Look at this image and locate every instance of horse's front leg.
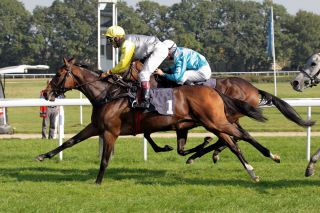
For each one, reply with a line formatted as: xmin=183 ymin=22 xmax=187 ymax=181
xmin=144 ymin=133 xmax=173 ymax=152
xmin=95 ymin=130 xmax=118 ymax=185
xmin=36 ymin=123 xmax=98 ymax=161
xmin=305 ymin=148 xmax=320 ymax=177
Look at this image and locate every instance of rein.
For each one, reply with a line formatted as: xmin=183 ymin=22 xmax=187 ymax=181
xmin=122 ymin=62 xmax=140 ymax=81
xmin=52 ymin=65 xmax=136 ymax=105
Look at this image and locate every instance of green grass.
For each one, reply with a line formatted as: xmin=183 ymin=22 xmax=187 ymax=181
xmin=3 ymin=78 xmax=320 ymax=133
xmin=1 ymin=137 xmax=320 ymax=212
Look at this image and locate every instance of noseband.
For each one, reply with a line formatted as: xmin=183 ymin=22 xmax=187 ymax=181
xmin=51 ymin=66 xmax=75 ymax=96
xmin=299 ymin=53 xmax=320 ymax=87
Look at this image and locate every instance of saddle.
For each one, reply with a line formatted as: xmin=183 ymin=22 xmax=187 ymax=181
xmin=127 ymin=81 xmax=174 ymax=115
xmin=103 ymin=75 xmax=174 ymax=115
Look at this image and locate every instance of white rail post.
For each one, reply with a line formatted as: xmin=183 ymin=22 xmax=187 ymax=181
xmin=58 ymin=106 xmax=64 ymax=161
xmin=143 ymin=137 xmax=147 ymax=161
xmin=80 ymin=93 xmax=83 ymax=125
xmin=3 ymin=107 xmax=6 ymax=125
xmin=307 ymin=106 xmax=312 ymax=160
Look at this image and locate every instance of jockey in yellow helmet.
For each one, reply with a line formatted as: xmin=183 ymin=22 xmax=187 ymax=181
xmin=101 ymin=26 xmax=168 ymax=109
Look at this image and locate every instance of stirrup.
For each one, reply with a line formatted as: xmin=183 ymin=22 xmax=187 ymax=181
xmin=131 ymin=100 xmax=138 ymax=108
xmin=132 ymin=100 xmax=149 ymax=109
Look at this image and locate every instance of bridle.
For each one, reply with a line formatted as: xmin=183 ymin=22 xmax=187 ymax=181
xmin=51 ymin=65 xmax=100 ymax=96
xmin=299 ymin=68 xmax=320 ymax=87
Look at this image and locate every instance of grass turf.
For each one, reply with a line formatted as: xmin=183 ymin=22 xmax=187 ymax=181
xmin=1 ymin=137 xmax=320 ymax=212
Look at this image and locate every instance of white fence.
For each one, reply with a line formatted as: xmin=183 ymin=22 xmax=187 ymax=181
xmin=0 ymin=71 xmax=299 ymax=79
xmin=0 ymin=98 xmax=320 ymax=161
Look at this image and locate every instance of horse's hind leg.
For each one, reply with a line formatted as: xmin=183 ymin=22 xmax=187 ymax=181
xmin=186 ymin=138 xmax=221 ymax=164
xmin=305 ymin=148 xmax=320 ymax=177
xmin=36 ymin=123 xmax=98 ymax=161
xmin=212 ymin=124 xmax=280 ymax=164
xmin=204 ymin=120 xmax=259 ymax=181
xmin=176 ymin=130 xmax=210 ymax=156
xmin=217 ymin=132 xmax=259 ymax=182
xmin=144 ymin=133 xmax=173 ymax=152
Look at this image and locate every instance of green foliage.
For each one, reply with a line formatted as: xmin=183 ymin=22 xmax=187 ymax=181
xmin=30 ymin=0 xmax=97 ymax=71
xmin=1 ymin=0 xmax=320 ymax=73
xmin=0 ymin=0 xmax=31 ymax=66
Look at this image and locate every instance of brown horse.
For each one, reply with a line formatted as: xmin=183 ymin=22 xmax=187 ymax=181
xmin=291 ymin=52 xmax=320 ymax=177
xmin=36 ymin=58 xmax=267 ymax=184
xmin=125 ymin=61 xmax=314 ymax=164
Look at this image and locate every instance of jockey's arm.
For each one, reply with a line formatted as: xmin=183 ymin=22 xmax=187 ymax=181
xmin=163 ymin=57 xmax=187 ymax=82
xmin=109 ymin=40 xmax=136 ymax=74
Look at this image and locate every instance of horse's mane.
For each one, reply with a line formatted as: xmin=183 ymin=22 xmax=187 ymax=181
xmin=74 ymin=63 xmax=103 ymax=75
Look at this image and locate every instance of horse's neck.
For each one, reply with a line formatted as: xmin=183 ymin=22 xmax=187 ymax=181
xmin=74 ymin=69 xmax=110 ymax=104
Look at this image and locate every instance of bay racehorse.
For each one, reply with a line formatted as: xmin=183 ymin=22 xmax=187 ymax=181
xmin=291 ymin=52 xmax=320 ymax=177
xmin=37 ymin=58 xmax=267 ymax=184
xmin=124 ymin=61 xmax=315 ymax=164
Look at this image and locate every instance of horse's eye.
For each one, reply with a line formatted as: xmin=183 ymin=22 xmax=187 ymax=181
xmin=311 ymin=62 xmax=317 ymax=67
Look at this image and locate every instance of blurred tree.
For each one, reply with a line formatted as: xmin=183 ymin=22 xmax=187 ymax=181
xmin=0 ymin=0 xmax=31 ymax=67
xmin=117 ymin=1 xmax=149 ymax=35
xmin=1 ymin=0 xmax=320 ymax=72
xmin=30 ymin=0 xmax=97 ymax=71
xmin=289 ymin=11 xmax=320 ymax=69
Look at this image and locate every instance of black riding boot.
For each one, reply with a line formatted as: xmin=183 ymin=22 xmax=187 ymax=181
xmin=183 ymin=80 xmax=194 ymax=85
xmin=135 ymin=81 xmax=150 ymax=109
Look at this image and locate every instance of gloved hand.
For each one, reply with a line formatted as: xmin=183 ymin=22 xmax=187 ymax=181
xmin=100 ymin=70 xmax=112 ymax=79
xmin=154 ymin=68 xmax=165 ymax=76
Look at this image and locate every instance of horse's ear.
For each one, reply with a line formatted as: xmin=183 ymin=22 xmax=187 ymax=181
xmin=63 ymin=57 xmax=69 ymax=65
xmin=69 ymin=58 xmax=76 ymax=65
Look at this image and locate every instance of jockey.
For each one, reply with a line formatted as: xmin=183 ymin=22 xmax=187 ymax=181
xmin=155 ymin=40 xmax=212 ymax=85
xmin=100 ymin=26 xmax=168 ymax=109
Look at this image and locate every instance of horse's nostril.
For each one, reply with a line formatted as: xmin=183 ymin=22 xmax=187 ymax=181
xmin=291 ymin=80 xmax=299 ymax=87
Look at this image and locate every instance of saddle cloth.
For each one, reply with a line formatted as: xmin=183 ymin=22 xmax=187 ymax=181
xmin=129 ymin=87 xmax=174 ymax=116
xmin=128 ymin=79 xmax=217 ymax=116
xmin=195 ymin=78 xmax=217 ymax=88
xmin=149 ymin=88 xmax=174 ymax=115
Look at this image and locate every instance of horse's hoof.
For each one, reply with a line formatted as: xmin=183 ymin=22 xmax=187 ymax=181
xmin=186 ymin=158 xmax=194 ymax=164
xmin=253 ymin=176 xmax=260 ymax=183
xmin=212 ymin=154 xmax=220 ymax=164
xmin=204 ymin=137 xmax=213 ymax=142
xmin=204 ymin=137 xmax=213 ymax=146
xmin=164 ymin=145 xmax=174 ymax=151
xmin=35 ymin=155 xmax=44 ymax=161
xmin=305 ymin=166 xmax=315 ymax=177
xmin=273 ymin=154 xmax=281 ymax=163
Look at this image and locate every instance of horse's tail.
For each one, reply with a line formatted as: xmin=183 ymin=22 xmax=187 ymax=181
xmin=258 ymin=89 xmax=316 ymax=127
xmin=218 ymin=91 xmax=267 ymax=122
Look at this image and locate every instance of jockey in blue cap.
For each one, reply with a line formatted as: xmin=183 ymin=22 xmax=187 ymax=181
xmin=155 ymin=40 xmax=211 ymax=85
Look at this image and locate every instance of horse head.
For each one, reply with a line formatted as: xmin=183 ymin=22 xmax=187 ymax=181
xmin=43 ymin=58 xmax=86 ymax=101
xmin=291 ymin=53 xmax=320 ymax=92
xmin=122 ymin=60 xmax=176 ymax=88
xmin=122 ymin=60 xmax=143 ymax=82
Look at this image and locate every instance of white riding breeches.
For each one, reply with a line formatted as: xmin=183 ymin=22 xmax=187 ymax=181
xmin=180 ymin=65 xmax=212 ymax=84
xmin=139 ymin=42 xmax=168 ymax=82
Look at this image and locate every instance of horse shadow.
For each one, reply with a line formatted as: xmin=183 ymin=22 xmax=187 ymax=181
xmin=1 ymin=166 xmax=320 ymax=192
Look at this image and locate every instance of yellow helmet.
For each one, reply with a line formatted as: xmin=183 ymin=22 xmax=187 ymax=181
xmin=103 ymin=26 xmax=125 ymax=38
